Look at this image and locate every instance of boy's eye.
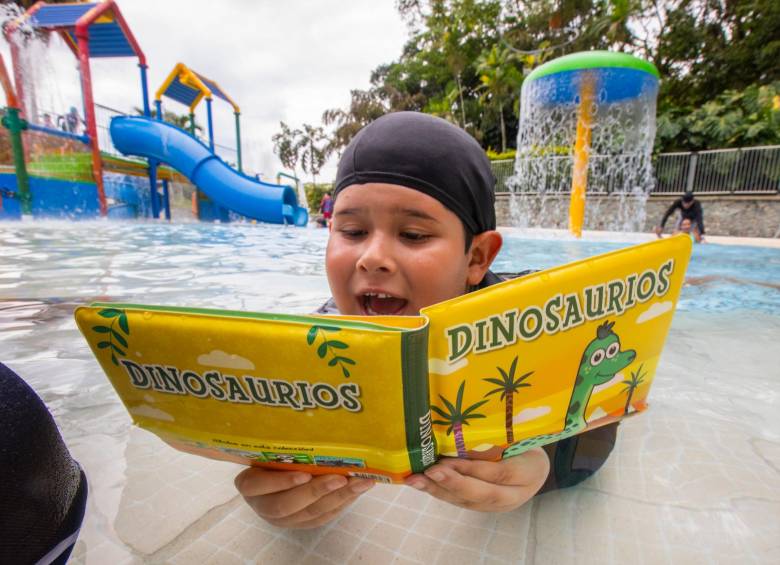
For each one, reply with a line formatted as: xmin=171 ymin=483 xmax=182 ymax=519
xmin=338 ymin=228 xmax=367 ymax=238
xmin=400 ymin=231 xmax=431 ymax=242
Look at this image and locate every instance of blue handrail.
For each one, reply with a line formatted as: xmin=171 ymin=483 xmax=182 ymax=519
xmin=26 ymin=123 xmax=90 ymax=145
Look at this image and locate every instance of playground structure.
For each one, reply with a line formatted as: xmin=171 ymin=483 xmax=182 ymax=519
xmin=0 ymin=0 xmax=307 ymax=225
xmin=511 ymin=51 xmax=660 ymax=237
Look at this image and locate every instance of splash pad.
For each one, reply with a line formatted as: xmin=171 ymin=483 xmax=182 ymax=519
xmin=510 ymin=51 xmax=659 ymax=237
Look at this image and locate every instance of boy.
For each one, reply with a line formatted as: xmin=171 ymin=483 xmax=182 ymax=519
xmin=235 ymin=112 xmax=615 ymax=528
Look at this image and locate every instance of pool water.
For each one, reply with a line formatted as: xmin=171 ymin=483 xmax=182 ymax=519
xmin=1 ymin=221 xmax=779 ymax=564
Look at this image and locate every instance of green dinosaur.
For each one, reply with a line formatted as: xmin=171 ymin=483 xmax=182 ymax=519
xmin=502 ymin=320 xmax=636 ymax=459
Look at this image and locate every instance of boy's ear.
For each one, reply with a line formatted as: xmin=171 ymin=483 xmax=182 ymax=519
xmin=466 ymin=230 xmax=503 ymax=286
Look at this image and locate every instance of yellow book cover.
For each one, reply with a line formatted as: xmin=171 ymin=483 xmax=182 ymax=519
xmin=75 ymin=236 xmax=692 ymax=483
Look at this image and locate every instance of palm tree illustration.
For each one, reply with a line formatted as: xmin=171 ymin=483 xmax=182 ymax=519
xmin=483 ymin=356 xmax=533 ymax=444
xmin=621 ymin=363 xmax=646 ymax=415
xmin=431 ymin=381 xmax=488 ymax=458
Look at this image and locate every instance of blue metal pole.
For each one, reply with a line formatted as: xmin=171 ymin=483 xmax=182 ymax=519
xmin=148 ymin=158 xmax=159 ymax=219
xmin=139 ymin=64 xmax=151 ymax=117
xmin=162 ymin=179 xmax=171 ymax=220
xmin=148 ymin=99 xmax=163 ymax=219
xmin=206 ymin=97 xmax=214 ymax=152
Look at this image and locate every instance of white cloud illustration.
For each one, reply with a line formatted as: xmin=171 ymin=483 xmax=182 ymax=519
xmin=513 ymin=405 xmax=551 ymax=425
xmin=472 ymin=443 xmax=497 ymax=452
xmin=429 ymin=357 xmax=468 ymax=375
xmin=197 ymin=350 xmax=255 ymax=370
xmin=636 ymin=301 xmax=674 ymax=323
xmin=587 ymin=407 xmax=608 ymax=422
xmin=130 ymin=404 xmax=174 ymax=422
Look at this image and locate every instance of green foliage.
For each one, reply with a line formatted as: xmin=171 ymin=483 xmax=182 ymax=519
xmin=486 ymin=148 xmax=516 ymax=161
xmin=307 ymin=324 xmax=356 ymax=378
xmin=271 ymin=122 xmax=330 ymax=186
xmin=656 ymin=82 xmax=780 ymax=152
xmin=93 ymin=308 xmax=130 ymax=366
xmin=307 ymin=0 xmax=780 ymax=161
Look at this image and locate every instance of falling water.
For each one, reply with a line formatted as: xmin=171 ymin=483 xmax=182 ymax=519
xmin=509 ymin=66 xmax=658 ymax=232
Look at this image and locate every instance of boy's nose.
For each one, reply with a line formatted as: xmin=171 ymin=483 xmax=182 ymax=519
xmin=356 ymin=235 xmax=396 ymax=274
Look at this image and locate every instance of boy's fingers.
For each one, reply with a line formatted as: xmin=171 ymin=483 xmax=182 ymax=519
xmin=248 ymin=474 xmax=364 ymax=521
xmin=234 ymin=467 xmax=312 ymax=497
xmin=270 ymin=478 xmax=373 ymax=528
xmin=437 ymin=448 xmax=549 ymax=487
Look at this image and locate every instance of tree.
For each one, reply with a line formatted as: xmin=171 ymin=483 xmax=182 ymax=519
xmin=476 ymin=44 xmax=523 ymax=152
xmin=482 ymin=356 xmax=533 ymax=444
xmin=322 ymin=89 xmax=387 ymax=155
xmin=271 ymin=121 xmax=302 ymax=178
xmin=621 ymin=364 xmax=646 ymax=415
xmin=431 ymin=380 xmax=489 ymax=458
xmin=298 ymin=123 xmax=329 ymax=187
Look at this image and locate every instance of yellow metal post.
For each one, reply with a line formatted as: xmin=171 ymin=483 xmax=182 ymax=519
xmin=569 ymin=73 xmax=595 ymax=238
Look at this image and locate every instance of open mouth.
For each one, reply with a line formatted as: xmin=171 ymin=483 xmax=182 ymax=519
xmin=360 ymin=292 xmax=408 ymax=316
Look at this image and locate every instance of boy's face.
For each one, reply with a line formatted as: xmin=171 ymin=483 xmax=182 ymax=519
xmin=326 ymin=183 xmax=488 ymax=316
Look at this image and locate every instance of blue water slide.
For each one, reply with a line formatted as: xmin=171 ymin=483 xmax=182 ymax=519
xmin=110 ymin=116 xmax=308 ymax=226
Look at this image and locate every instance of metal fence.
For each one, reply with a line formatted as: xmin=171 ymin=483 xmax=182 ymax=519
xmin=654 ymin=146 xmax=780 ymax=194
xmin=493 ymin=145 xmax=780 ymax=195
xmin=94 ymin=103 xmax=239 ymax=167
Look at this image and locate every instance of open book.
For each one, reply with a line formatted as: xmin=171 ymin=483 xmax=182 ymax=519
xmin=75 ymin=236 xmax=692 ymax=483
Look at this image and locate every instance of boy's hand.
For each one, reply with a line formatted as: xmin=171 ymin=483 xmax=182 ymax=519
xmin=404 ymin=447 xmax=549 ymax=512
xmin=235 ymin=467 xmax=374 ymax=529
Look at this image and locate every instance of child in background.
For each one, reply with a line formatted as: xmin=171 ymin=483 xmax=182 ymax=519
xmin=235 ymin=112 xmax=617 ymax=528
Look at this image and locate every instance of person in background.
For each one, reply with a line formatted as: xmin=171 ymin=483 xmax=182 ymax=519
xmin=62 ymin=106 xmax=85 ymax=134
xmin=655 ymin=191 xmax=705 ymax=243
xmin=42 ymin=113 xmax=55 ymax=129
xmin=317 ymin=191 xmax=334 ymax=227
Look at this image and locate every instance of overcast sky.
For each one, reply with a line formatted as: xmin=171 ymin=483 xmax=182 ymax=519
xmin=1 ymin=1 xmax=410 ymax=181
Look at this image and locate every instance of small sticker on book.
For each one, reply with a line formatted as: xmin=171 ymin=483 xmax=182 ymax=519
xmin=348 ymin=472 xmax=392 ymax=483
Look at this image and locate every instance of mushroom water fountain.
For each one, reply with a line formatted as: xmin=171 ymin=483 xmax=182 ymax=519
xmin=509 ymin=51 xmax=660 ymax=237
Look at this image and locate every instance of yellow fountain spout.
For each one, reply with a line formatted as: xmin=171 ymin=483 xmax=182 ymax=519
xmin=569 ymin=73 xmax=595 ymax=238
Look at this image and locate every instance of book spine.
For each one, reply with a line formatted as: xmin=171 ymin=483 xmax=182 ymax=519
xmin=401 ymin=326 xmax=436 ymax=473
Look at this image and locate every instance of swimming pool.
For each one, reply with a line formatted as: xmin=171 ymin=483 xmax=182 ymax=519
xmin=2 ymin=221 xmax=779 ymax=564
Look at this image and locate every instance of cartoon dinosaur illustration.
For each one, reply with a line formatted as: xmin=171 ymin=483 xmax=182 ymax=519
xmin=502 ymin=320 xmax=636 ymax=459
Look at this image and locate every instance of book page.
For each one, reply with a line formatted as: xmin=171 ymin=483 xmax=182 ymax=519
xmin=421 ymin=236 xmax=692 ymax=460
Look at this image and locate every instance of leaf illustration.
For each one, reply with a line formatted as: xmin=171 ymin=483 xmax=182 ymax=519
xmin=325 ymin=340 xmax=348 ymax=349
xmin=111 ymin=354 xmax=118 ymax=366
xmin=92 ymin=326 xmax=110 ymax=333
xmin=110 ymin=343 xmax=126 ymax=356
xmin=328 ymin=358 xmax=339 ymax=367
xmin=341 ymin=367 xmax=350 ymax=378
xmin=317 ymin=342 xmax=328 ymax=358
xmin=97 ymin=341 xmax=111 ymax=349
xmin=118 ymin=313 xmax=129 ymax=334
xmin=306 ymin=326 xmax=318 ymax=345
xmin=98 ymin=309 xmax=121 ymax=318
xmin=339 ymin=357 xmax=356 ymax=365
xmin=111 ymin=330 xmax=128 ymax=347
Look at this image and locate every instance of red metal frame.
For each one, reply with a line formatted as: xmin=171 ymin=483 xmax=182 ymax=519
xmin=4 ymin=1 xmax=148 ymax=217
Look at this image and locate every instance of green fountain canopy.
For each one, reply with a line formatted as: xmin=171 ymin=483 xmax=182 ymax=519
xmin=523 ymin=51 xmax=659 ymax=105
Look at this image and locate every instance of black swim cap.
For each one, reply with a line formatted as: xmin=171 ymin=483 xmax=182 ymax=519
xmin=334 ymin=112 xmax=496 ymax=233
xmin=682 ymin=191 xmax=694 ymax=203
xmin=0 ymin=362 xmax=88 ymax=565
